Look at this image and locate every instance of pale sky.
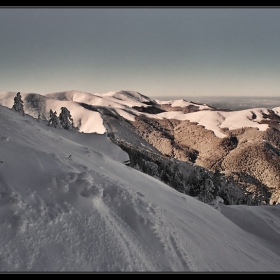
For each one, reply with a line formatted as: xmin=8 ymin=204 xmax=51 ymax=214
xmin=0 ymin=97 xmax=280 ymax=272
xmin=1 ymin=7 xmax=280 ymax=97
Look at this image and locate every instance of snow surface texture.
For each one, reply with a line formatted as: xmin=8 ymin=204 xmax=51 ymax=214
xmin=0 ymin=99 xmax=280 ymax=272
xmin=0 ymin=90 xmax=275 ymax=138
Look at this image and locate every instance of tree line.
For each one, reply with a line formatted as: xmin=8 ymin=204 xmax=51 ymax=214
xmin=11 ymin=92 xmax=77 ymax=131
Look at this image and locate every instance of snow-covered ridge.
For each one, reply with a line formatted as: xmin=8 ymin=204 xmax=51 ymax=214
xmin=0 ymin=102 xmax=280 ymax=272
xmin=153 ymin=108 xmax=271 ymax=138
xmin=99 ymin=90 xmax=154 ymax=104
xmin=0 ymin=90 xmax=279 ymax=137
xmin=155 ymin=98 xmax=212 ymax=110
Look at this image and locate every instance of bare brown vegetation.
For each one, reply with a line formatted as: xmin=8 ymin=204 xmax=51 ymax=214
xmin=128 ymin=113 xmax=280 ymax=205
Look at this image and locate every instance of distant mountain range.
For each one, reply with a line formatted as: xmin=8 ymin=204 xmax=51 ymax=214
xmin=154 ymin=95 xmax=280 ymax=111
xmin=1 ymin=90 xmax=280 ymax=205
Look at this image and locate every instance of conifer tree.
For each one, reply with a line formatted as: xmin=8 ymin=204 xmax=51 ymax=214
xmin=12 ymin=92 xmax=25 ymax=116
xmin=59 ymin=107 xmax=75 ymax=130
xmin=48 ymin=109 xmax=61 ymax=128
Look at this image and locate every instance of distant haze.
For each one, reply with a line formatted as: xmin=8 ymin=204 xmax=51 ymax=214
xmin=154 ymin=95 xmax=280 ymax=111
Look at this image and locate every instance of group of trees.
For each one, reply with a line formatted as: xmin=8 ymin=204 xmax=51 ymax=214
xmin=48 ymin=107 xmax=77 ymax=131
xmin=11 ymin=92 xmax=77 ymax=131
xmin=117 ymin=140 xmax=268 ymax=207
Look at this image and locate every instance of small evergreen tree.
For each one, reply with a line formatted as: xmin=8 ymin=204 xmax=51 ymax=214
xmin=48 ymin=109 xmax=61 ymax=128
xmin=59 ymin=107 xmax=75 ymax=130
xmin=47 ymin=107 xmax=77 ymax=131
xmin=12 ymin=92 xmax=25 ymax=116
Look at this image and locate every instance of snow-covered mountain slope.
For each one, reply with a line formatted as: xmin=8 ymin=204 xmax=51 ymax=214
xmin=0 ymin=90 xmax=155 ymax=133
xmin=97 ymin=90 xmax=154 ymax=105
xmin=155 ymin=98 xmax=212 ymax=111
xmin=1 ymin=90 xmax=279 ymax=137
xmin=0 ymin=104 xmax=280 ymax=272
xmin=1 ymin=90 xmax=280 ymax=205
xmin=153 ymin=108 xmax=271 ymax=138
xmin=45 ymin=90 xmax=154 ymax=109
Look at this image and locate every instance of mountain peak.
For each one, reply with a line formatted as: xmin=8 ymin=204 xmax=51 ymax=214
xmin=101 ymin=90 xmax=155 ymax=104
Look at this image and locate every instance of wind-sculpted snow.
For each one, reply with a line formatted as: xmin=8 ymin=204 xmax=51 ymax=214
xmin=0 ymin=103 xmax=280 ymax=272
